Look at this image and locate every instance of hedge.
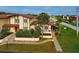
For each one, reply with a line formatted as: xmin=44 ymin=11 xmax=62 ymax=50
xmin=16 ymin=29 xmax=41 ymax=38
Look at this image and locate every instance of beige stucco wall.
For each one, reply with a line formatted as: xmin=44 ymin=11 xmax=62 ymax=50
xmin=9 ymin=17 xmax=16 ymax=32
xmin=27 ymin=18 xmax=30 ymax=30
xmin=29 ymin=18 xmax=37 ymax=24
xmin=18 ymin=16 xmax=30 ymax=30
xmin=0 ymin=19 xmax=9 ymax=30
xmin=0 ymin=16 xmax=35 ymax=32
xmin=29 ymin=18 xmax=37 ymax=29
xmin=10 ymin=16 xmax=31 ymax=30
xmin=30 ymin=25 xmax=35 ymax=29
xmin=10 ymin=17 xmax=15 ymax=24
xmin=19 ymin=16 xmax=24 ymax=29
xmin=10 ymin=16 xmax=24 ymax=29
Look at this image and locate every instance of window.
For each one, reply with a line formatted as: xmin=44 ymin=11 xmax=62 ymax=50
xmin=23 ymin=18 xmax=28 ymax=29
xmin=24 ymin=19 xmax=27 ymax=23
xmin=15 ymin=19 xmax=19 ymax=24
xmin=15 ymin=16 xmax=19 ymax=24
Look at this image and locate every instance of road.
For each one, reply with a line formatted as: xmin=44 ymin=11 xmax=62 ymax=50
xmin=61 ymin=22 xmax=79 ymax=32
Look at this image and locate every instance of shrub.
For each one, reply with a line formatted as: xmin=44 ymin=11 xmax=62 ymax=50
xmin=30 ymin=28 xmax=41 ymax=38
xmin=35 ymin=26 xmax=41 ymax=33
xmin=16 ymin=29 xmax=32 ymax=37
xmin=23 ymin=30 xmax=32 ymax=37
xmin=16 ymin=30 xmax=24 ymax=37
xmin=32 ymin=29 xmax=40 ymax=38
xmin=16 ymin=29 xmax=41 ymax=38
xmin=1 ymin=28 xmax=10 ymax=33
xmin=30 ymin=29 xmax=34 ymax=35
xmin=1 ymin=28 xmax=12 ymax=36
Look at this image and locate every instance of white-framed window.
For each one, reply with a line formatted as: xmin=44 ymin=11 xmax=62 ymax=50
xmin=23 ymin=18 xmax=28 ymax=29
xmin=24 ymin=19 xmax=27 ymax=23
xmin=15 ymin=16 xmax=19 ymax=24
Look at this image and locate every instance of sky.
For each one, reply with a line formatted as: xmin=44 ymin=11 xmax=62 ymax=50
xmin=0 ymin=6 xmax=78 ymax=16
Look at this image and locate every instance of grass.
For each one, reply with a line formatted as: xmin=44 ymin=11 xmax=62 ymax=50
xmin=0 ymin=42 xmax=56 ymax=53
xmin=58 ymin=25 xmax=79 ymax=52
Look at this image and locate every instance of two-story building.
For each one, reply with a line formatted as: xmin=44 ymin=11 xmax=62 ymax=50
xmin=0 ymin=14 xmax=37 ymax=32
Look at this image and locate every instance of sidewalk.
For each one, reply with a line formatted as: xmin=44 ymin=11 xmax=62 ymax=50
xmin=52 ymin=32 xmax=63 ymax=52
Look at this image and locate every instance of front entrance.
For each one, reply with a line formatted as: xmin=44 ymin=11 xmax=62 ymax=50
xmin=10 ymin=28 xmax=15 ymax=32
xmin=2 ymin=24 xmax=19 ymax=32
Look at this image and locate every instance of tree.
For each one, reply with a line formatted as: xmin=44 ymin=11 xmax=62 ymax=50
xmin=37 ymin=13 xmax=50 ymax=38
xmin=0 ymin=12 xmax=16 ymax=14
xmin=37 ymin=13 xmax=50 ymax=25
xmin=55 ymin=16 xmax=63 ymax=33
xmin=55 ymin=16 xmax=63 ymax=23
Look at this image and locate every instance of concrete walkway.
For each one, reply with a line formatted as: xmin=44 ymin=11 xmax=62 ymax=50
xmin=61 ymin=22 xmax=79 ymax=32
xmin=52 ymin=32 xmax=63 ymax=52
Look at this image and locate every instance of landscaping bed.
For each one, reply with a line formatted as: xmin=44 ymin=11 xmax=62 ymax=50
xmin=57 ymin=25 xmax=79 ymax=52
xmin=16 ymin=28 xmax=41 ymax=38
xmin=15 ymin=28 xmax=41 ymax=41
xmin=0 ymin=29 xmax=12 ymax=39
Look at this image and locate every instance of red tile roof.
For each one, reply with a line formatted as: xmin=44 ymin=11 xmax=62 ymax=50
xmin=0 ymin=14 xmax=36 ymax=19
xmin=0 ymin=14 xmax=12 ymax=19
xmin=48 ymin=21 xmax=53 ymax=25
xmin=23 ymin=15 xmax=36 ymax=19
xmin=30 ymin=21 xmax=37 ymax=25
xmin=11 ymin=14 xmax=36 ymax=19
xmin=3 ymin=24 xmax=19 ymax=28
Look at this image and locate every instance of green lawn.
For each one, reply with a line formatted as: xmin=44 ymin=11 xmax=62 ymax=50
xmin=0 ymin=42 xmax=56 ymax=53
xmin=58 ymin=25 xmax=79 ymax=52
